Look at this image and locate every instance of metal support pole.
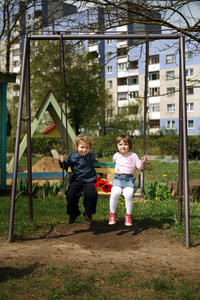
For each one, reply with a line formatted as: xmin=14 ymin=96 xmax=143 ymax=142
xmin=141 ymin=36 xmax=149 ymax=192
xmin=26 ymin=38 xmax=33 ymax=220
xmin=179 ymin=34 xmax=190 ymax=249
xmin=8 ymin=36 xmax=28 ymax=243
xmin=61 ymin=36 xmax=69 ymax=153
xmin=0 ymin=83 xmax=7 ymax=189
xmin=59 ymin=34 xmax=65 ymax=183
xmin=178 ymin=38 xmax=183 ymax=224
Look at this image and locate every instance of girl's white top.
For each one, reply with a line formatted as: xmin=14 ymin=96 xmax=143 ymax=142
xmin=113 ymin=152 xmax=143 ymax=174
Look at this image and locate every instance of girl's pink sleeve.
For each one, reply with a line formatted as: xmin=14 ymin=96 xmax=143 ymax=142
xmin=134 ymin=153 xmax=143 ymax=170
xmin=113 ymin=152 xmax=117 ymax=163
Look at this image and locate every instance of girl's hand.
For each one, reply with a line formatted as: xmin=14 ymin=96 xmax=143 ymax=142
xmin=60 ymin=155 xmax=65 ymax=163
xmin=141 ymin=156 xmax=147 ymax=163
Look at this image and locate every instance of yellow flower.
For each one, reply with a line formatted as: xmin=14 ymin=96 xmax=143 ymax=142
xmin=163 ymin=174 xmax=167 ymax=177
xmin=155 ymin=197 xmax=158 ymax=200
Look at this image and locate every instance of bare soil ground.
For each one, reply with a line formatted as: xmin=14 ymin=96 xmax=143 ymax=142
xmin=0 ymin=222 xmax=200 ymax=283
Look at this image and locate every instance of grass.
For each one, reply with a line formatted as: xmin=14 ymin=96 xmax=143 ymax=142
xmin=0 ymin=259 xmax=200 ymax=299
xmin=0 ymin=192 xmax=200 ymax=244
xmin=6 ymin=155 xmax=42 ymax=167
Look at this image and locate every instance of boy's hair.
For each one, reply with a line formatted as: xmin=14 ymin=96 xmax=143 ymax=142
xmin=115 ymin=135 xmax=132 ymax=151
xmin=74 ymin=134 xmax=94 ymax=149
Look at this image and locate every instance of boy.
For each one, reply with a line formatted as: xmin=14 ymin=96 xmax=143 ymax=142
xmin=59 ymin=134 xmax=98 ymax=226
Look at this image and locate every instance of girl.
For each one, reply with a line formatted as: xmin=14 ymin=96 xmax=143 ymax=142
xmin=109 ymin=135 xmax=147 ymax=226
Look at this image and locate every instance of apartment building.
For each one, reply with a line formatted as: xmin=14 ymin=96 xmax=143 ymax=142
xmin=2 ymin=3 xmax=199 ymax=135
xmin=53 ymin=6 xmax=200 ymax=135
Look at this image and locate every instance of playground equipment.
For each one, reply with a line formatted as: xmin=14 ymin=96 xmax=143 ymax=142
xmin=8 ymin=32 xmax=190 ymax=249
xmin=0 ymin=72 xmax=16 ymax=190
xmin=7 ymin=90 xmax=76 ymax=174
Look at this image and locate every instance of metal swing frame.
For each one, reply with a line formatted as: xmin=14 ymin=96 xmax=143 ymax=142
xmin=8 ymin=32 xmax=190 ymax=249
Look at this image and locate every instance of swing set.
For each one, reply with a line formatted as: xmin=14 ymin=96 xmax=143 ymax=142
xmin=8 ymin=32 xmax=190 ymax=249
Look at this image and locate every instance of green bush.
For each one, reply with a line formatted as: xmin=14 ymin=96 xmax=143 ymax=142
xmin=7 ymin=135 xmax=65 ymax=156
xmin=7 ymin=133 xmax=200 ymax=159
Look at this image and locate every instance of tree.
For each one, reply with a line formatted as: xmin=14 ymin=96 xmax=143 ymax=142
xmin=0 ymin=0 xmax=76 ymax=72
xmin=72 ymin=1 xmax=200 ymax=45
xmin=30 ymin=40 xmax=109 ymax=135
xmin=107 ymin=100 xmax=142 ymax=136
xmin=65 ymin=51 xmax=108 ymax=135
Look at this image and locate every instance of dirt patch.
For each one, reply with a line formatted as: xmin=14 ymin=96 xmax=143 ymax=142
xmin=0 ymin=223 xmax=200 ymax=280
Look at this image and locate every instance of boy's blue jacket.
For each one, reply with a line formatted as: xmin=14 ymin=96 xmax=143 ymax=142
xmin=59 ymin=151 xmax=98 ymax=182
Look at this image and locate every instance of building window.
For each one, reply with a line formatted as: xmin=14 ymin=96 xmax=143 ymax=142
xmin=148 ymin=87 xmax=160 ymax=96
xmin=118 ymin=107 xmax=127 ymax=114
xmin=89 ymin=22 xmax=98 ymax=31
xmin=188 ymin=120 xmax=194 ymax=128
xmin=128 ymin=60 xmax=138 ymax=69
xmin=148 ymin=104 xmax=160 ymax=112
xmin=166 ymin=70 xmax=175 ymax=80
xmin=107 ymin=39 xmax=112 ymax=45
xmin=128 ymin=76 xmax=138 ymax=85
xmin=108 ymin=95 xmax=113 ymax=103
xmin=149 ymin=55 xmax=159 ymax=64
xmin=107 ymin=80 xmax=113 ymax=88
xmin=186 ymin=86 xmax=194 ymax=95
xmin=118 ymin=92 xmax=127 ymax=100
xmin=149 ymin=71 xmax=160 ymax=81
xmin=13 ymin=49 xmax=20 ymax=56
xmin=129 ymin=91 xmax=139 ymax=98
xmin=167 ymin=87 xmax=175 ymax=96
xmin=13 ymin=61 xmax=20 ymax=68
xmin=167 ymin=120 xmax=175 ymax=129
xmin=185 ymin=51 xmax=193 ymax=61
xmin=167 ymin=104 xmax=175 ymax=113
xmin=118 ymin=63 xmax=127 ymax=71
xmin=186 ymin=68 xmax=193 ymax=77
xmin=107 ymin=52 xmax=112 ymax=59
xmin=166 ymin=54 xmax=175 ymax=64
xmin=88 ymin=40 xmax=97 ymax=46
xmin=117 ymin=47 xmax=128 ymax=57
xmin=107 ymin=66 xmax=113 ymax=74
xmin=107 ymin=109 xmax=113 ymax=117
xmin=187 ymin=103 xmax=194 ymax=112
xmin=149 ymin=119 xmax=160 ymax=128
xmin=118 ymin=78 xmax=127 ymax=85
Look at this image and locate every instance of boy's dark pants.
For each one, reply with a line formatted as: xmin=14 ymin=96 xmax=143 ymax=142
xmin=66 ymin=181 xmax=98 ymax=217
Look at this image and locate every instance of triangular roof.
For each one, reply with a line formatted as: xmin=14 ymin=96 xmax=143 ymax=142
xmin=43 ymin=122 xmax=56 ymax=134
xmin=7 ymin=90 xmax=76 ymax=173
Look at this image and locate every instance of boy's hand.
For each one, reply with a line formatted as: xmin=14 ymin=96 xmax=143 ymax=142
xmin=60 ymin=155 xmax=65 ymax=163
xmin=141 ymin=156 xmax=147 ymax=163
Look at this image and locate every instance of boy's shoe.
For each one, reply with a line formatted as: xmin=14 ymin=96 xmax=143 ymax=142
xmin=67 ymin=214 xmax=77 ymax=224
xmin=125 ymin=213 xmax=132 ymax=226
xmin=51 ymin=149 xmax=60 ymax=160
xmin=83 ymin=212 xmax=92 ymax=226
xmin=67 ymin=211 xmax=81 ymax=224
xmin=109 ymin=212 xmax=116 ymax=225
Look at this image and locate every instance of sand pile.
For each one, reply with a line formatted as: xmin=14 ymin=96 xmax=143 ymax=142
xmin=31 ymin=157 xmax=61 ymax=173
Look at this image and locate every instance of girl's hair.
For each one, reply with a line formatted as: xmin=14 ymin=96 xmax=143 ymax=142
xmin=74 ymin=134 xmax=94 ymax=149
xmin=115 ymin=135 xmax=132 ymax=151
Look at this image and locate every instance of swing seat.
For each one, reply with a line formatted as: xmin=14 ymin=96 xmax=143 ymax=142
xmin=66 ymin=162 xmax=144 ymax=198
